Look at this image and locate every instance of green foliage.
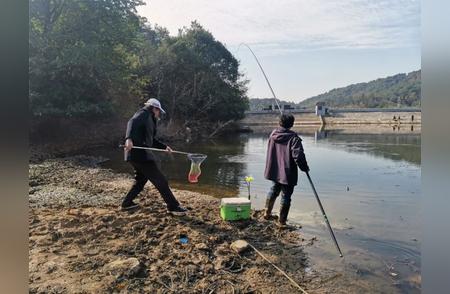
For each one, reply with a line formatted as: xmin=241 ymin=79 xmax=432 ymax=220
xmin=29 ymin=2 xmax=248 ymax=125
xmin=30 ymin=0 xmax=147 ymax=117
xmin=141 ymin=22 xmax=248 ymax=125
xmin=298 ymin=70 xmax=421 ymax=109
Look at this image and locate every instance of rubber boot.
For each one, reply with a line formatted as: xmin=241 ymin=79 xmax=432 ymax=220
xmin=278 ymin=203 xmax=291 ymax=228
xmin=264 ymin=197 xmax=277 ymax=220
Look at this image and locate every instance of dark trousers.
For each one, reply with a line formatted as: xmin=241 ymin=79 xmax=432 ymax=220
xmin=123 ymin=161 xmax=180 ymax=210
xmin=267 ymin=182 xmax=294 ymax=206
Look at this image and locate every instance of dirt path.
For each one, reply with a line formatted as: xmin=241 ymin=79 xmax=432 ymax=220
xmin=29 ymin=156 xmax=336 ymax=293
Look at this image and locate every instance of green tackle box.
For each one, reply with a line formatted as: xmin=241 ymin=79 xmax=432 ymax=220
xmin=220 ymin=198 xmax=251 ymax=221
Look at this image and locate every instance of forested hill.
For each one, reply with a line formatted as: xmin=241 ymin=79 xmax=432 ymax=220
xmin=298 ymin=70 xmax=421 ymax=108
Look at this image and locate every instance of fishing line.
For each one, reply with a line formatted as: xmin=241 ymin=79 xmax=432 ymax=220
xmin=235 ymin=43 xmax=283 ymax=115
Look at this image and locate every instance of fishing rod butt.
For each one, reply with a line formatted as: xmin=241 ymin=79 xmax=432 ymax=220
xmin=306 ymin=171 xmax=344 ymax=258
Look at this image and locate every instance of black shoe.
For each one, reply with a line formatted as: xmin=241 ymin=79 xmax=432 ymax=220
xmin=121 ymin=201 xmax=140 ymax=211
xmin=167 ymin=206 xmax=188 ymax=215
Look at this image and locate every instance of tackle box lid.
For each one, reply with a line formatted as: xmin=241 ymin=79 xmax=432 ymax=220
xmin=221 ymin=197 xmax=251 ymax=206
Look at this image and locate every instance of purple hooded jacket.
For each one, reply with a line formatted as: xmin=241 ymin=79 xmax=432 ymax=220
xmin=264 ymin=127 xmax=309 ymax=186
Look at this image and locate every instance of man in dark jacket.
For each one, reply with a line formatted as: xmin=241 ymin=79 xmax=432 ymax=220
xmin=264 ymin=113 xmax=309 ymax=226
xmin=121 ymin=98 xmax=187 ymax=215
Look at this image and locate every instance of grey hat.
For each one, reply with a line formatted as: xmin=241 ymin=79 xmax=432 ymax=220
xmin=144 ymin=98 xmax=166 ymax=114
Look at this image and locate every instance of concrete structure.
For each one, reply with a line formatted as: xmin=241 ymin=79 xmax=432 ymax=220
xmin=315 ymin=102 xmax=327 ymax=116
xmin=240 ymin=108 xmax=421 ymax=129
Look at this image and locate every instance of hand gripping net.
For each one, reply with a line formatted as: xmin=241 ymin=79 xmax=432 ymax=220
xmin=187 ymin=153 xmax=207 ymax=183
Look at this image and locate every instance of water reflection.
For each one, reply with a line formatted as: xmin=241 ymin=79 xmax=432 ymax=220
xmin=313 ymin=131 xmax=421 ymax=165
xmin=163 ymin=136 xmax=248 ymax=196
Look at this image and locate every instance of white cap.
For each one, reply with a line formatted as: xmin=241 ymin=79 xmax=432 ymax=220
xmin=144 ymin=98 xmax=166 ymax=114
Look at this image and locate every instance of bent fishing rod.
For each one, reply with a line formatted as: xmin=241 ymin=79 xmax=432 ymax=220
xmin=241 ymin=43 xmax=343 ymax=257
xmin=238 ymin=43 xmax=283 ymax=115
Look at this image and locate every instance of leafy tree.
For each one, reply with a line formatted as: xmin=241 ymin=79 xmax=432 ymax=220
xmin=29 ymin=0 xmax=146 ymax=117
xmin=30 ymin=2 xmax=249 ymax=137
xmin=141 ymin=22 xmax=248 ymax=128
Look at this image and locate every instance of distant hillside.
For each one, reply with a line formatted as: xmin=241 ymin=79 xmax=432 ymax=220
xmin=298 ymin=70 xmax=421 ymax=109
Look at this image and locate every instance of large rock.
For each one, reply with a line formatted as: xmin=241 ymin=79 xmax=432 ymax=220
xmin=230 ymin=240 xmax=249 ymax=254
xmin=103 ymin=257 xmax=143 ymax=277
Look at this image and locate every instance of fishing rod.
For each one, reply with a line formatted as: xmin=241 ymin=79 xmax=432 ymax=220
xmin=306 ymin=172 xmax=343 ymax=257
xmin=238 ymin=43 xmax=283 ymax=115
xmin=239 ymin=43 xmax=343 ymax=257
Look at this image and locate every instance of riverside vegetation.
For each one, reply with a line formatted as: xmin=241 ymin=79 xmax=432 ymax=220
xmin=30 ymin=0 xmax=248 ymax=141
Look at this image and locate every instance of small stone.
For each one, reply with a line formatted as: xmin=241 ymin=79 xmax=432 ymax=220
xmin=195 ymin=243 xmax=209 ymax=251
xmin=103 ymin=258 xmax=143 ymax=277
xmin=407 ymin=273 xmax=421 ymax=285
xmin=390 ymin=272 xmax=398 ymax=277
xmin=86 ymin=249 xmax=99 ymax=256
xmin=45 ymin=261 xmax=57 ymax=274
xmin=230 ymin=240 xmax=249 ymax=254
xmin=191 ymin=257 xmax=203 ymax=265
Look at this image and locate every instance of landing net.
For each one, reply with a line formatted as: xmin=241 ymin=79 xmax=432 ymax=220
xmin=187 ymin=154 xmax=207 ymax=183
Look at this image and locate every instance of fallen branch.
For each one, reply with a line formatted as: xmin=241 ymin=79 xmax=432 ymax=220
xmin=248 ymin=242 xmax=310 ymax=294
xmin=208 ymin=120 xmax=235 ymax=138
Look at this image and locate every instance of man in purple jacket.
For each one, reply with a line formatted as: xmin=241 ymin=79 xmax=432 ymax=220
xmin=264 ymin=113 xmax=309 ymax=226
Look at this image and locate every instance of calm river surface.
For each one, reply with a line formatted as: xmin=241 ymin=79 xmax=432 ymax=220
xmin=95 ymin=126 xmax=421 ymax=293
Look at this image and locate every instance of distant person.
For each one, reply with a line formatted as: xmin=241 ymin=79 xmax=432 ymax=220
xmin=263 ymin=113 xmax=309 ymax=227
xmin=121 ymin=98 xmax=187 ymax=215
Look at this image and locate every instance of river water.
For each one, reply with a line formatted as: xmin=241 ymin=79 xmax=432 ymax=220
xmin=95 ymin=126 xmax=421 ymax=293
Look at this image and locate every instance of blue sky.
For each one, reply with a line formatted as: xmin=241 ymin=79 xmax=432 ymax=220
xmin=137 ymin=0 xmax=420 ymax=102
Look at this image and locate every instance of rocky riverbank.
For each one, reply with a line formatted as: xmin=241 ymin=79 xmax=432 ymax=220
xmin=29 ymin=155 xmax=333 ymax=293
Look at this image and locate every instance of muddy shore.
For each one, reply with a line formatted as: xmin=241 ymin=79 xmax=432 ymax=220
xmin=29 ymin=155 xmax=341 ymax=293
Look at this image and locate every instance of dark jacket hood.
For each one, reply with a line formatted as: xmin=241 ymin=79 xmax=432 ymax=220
xmin=270 ymin=127 xmax=300 ymax=143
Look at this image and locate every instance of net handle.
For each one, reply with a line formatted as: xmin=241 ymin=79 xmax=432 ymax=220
xmin=119 ymin=145 xmax=190 ymax=155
